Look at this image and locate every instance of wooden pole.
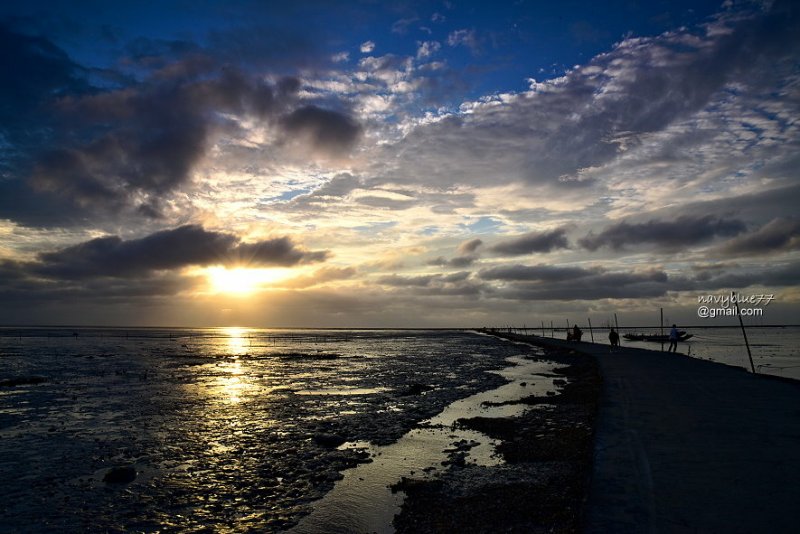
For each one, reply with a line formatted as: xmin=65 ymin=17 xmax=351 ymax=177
xmin=614 ymin=313 xmax=621 ymax=345
xmin=550 ymin=320 xmax=554 ymax=338
xmin=660 ymin=308 xmax=664 ymax=352
xmin=541 ymin=320 xmax=545 ymax=337
xmin=566 ymin=319 xmax=570 ymax=340
xmin=733 ymin=291 xmax=756 ymax=373
xmin=588 ymin=318 xmax=594 ymax=342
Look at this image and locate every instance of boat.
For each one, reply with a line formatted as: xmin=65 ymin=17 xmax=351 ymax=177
xmin=623 ymin=331 xmax=693 ymax=342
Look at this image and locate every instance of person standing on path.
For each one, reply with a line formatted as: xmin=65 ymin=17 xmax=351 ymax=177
xmin=668 ymin=324 xmax=679 ymax=353
xmin=609 ymin=328 xmax=620 ymax=351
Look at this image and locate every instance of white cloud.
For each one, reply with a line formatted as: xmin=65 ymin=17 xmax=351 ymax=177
xmin=416 ymin=40 xmax=441 ymax=59
xmin=331 ymin=51 xmax=349 ymax=63
xmin=360 ymin=40 xmax=375 ymax=53
xmin=447 ymin=29 xmax=478 ymax=52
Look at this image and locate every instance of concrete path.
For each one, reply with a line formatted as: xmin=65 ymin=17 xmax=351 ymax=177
xmin=524 ymin=337 xmax=800 ymax=534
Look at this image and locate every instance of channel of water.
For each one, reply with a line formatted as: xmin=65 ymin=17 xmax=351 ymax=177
xmin=291 ymin=349 xmax=562 ymax=533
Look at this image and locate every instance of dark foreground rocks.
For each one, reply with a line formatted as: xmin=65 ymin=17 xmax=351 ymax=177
xmin=103 ymin=465 xmax=137 ymax=484
xmin=392 ymin=340 xmax=601 ymax=533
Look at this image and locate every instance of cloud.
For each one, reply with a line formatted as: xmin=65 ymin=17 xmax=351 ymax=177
xmin=284 ymin=266 xmax=357 ymax=289
xmin=391 ymin=17 xmax=419 ymax=35
xmin=280 ymin=104 xmax=363 ymax=155
xmin=427 ymin=238 xmax=484 ymax=268
xmin=717 ymin=217 xmax=800 ymax=256
xmin=360 ymin=40 xmax=375 ymax=53
xmin=365 ymin=2 xmax=800 ymax=196
xmin=457 ymin=238 xmax=483 ymax=255
xmin=378 ymin=273 xmax=437 ymax=287
xmin=427 ymin=256 xmax=476 ymax=268
xmin=478 ymin=257 xmax=800 ymax=302
xmin=417 ymin=40 xmax=441 ymax=59
xmin=0 ymin=26 xmax=362 ymax=227
xmin=355 ymin=195 xmax=415 ymax=210
xmin=489 ymin=228 xmax=569 ymax=256
xmin=501 ymin=270 xmax=671 ymax=301
xmin=0 ymin=268 xmax=197 ymax=308
xmin=0 ymin=26 xmax=87 ymax=144
xmin=579 ymin=215 xmax=746 ymax=251
xmin=32 ymin=225 xmax=327 ymax=279
xmin=447 ymin=29 xmax=479 ymax=53
xmin=331 ymin=51 xmax=349 ymax=63
xmin=376 ymin=270 xmax=484 ymax=298
xmin=486 ymin=266 xmax=672 ymax=301
xmin=479 ymin=264 xmax=598 ymax=282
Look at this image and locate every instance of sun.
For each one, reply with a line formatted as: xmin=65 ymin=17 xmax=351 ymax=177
xmin=206 ymin=266 xmax=290 ymax=295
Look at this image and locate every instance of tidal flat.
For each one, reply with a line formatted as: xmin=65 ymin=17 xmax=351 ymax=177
xmin=0 ymin=329 xmax=598 ymax=532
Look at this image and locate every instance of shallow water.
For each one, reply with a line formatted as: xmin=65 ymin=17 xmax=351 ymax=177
xmin=0 ymin=328 xmax=530 ymax=532
xmin=291 ymin=354 xmax=561 ymax=534
xmin=536 ymin=326 xmax=800 ymax=380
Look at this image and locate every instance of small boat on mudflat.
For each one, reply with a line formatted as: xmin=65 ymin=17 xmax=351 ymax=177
xmin=623 ymin=331 xmax=694 ymax=342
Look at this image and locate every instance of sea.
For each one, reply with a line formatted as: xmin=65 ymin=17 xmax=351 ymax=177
xmin=1 ymin=326 xmax=797 ymax=532
xmin=603 ymin=326 xmax=800 ymax=380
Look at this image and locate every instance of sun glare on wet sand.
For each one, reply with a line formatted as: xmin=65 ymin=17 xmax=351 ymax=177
xmin=205 ymin=267 xmax=291 ymax=295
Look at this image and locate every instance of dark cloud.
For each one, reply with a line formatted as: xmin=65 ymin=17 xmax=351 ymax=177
xmin=377 ymin=271 xmax=483 ymax=298
xmin=280 ymin=105 xmax=363 ymax=155
xmin=457 ymin=238 xmax=483 ymax=255
xmin=378 ymin=274 xmax=436 ymax=287
xmin=579 ymin=215 xmax=746 ymax=251
xmin=441 ymin=271 xmax=471 ymax=283
xmin=0 ymin=254 xmax=199 ymax=311
xmin=32 ymin=224 xmax=327 ymax=280
xmin=489 ymin=228 xmax=569 ymax=256
xmin=447 ymin=256 xmax=476 ymax=268
xmin=491 ymin=268 xmax=671 ymax=301
xmin=426 ymin=238 xmax=484 ymax=268
xmin=0 ymin=24 xmax=362 ymax=227
xmin=680 ymin=261 xmax=800 ymax=291
xmin=479 ymin=264 xmax=597 ymax=282
xmin=478 ymin=257 xmax=800 ymax=302
xmin=427 ymin=256 xmax=476 ymax=268
xmin=356 ymin=196 xmax=415 ymax=210
xmin=0 ymin=25 xmax=86 ymax=128
xmin=311 ymin=174 xmax=362 ymax=198
xmin=717 ymin=217 xmax=800 ymax=256
xmin=235 ymin=238 xmax=329 ymax=266
xmin=27 ymin=68 xmax=299 ymax=214
xmin=0 ymin=26 xmax=88 ymax=185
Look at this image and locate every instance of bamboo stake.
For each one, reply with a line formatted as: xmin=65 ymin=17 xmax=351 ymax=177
xmin=733 ymin=291 xmax=756 ymax=373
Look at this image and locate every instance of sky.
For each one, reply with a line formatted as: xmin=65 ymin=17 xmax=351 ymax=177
xmin=0 ymin=0 xmax=798 ymax=328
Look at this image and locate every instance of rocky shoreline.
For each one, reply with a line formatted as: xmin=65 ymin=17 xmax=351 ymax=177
xmin=391 ymin=334 xmax=601 ymax=533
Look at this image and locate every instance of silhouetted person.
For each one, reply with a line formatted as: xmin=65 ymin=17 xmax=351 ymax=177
xmin=668 ymin=324 xmax=679 ymax=353
xmin=609 ymin=328 xmax=620 ymax=349
xmin=572 ymin=324 xmax=583 ymax=342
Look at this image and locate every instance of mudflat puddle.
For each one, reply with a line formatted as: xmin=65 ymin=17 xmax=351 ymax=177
xmin=291 ymin=353 xmax=561 ymax=533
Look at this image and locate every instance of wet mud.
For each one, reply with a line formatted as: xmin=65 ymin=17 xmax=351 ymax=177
xmin=0 ymin=330 xmax=523 ymax=532
xmin=391 ymin=338 xmax=601 ymax=533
